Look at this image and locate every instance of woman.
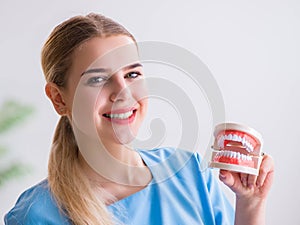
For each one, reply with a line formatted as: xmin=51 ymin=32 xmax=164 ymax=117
xmin=5 ymin=13 xmax=274 ymax=225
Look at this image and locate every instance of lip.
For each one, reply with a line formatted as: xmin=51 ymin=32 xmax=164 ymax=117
xmin=103 ymin=107 xmax=136 ymax=115
xmin=102 ymin=107 xmax=137 ymax=125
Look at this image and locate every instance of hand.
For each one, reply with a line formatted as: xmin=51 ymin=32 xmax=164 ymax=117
xmin=218 ymin=154 xmax=274 ymax=200
xmin=219 ymin=154 xmax=274 ymax=225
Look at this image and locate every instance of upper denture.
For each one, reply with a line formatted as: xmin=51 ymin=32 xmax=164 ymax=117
xmin=216 ymin=130 xmax=257 ymax=153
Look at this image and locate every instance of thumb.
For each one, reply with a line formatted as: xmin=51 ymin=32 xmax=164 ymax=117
xmin=219 ymin=170 xmax=239 ymax=190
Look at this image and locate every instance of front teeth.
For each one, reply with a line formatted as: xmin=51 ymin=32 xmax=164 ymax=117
xmin=106 ymin=111 xmax=133 ymax=119
xmin=217 ymin=134 xmax=254 ymax=152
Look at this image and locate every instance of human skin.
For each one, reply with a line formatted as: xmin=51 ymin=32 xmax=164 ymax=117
xmin=220 ymin=154 xmax=274 ymax=225
xmin=46 ymin=36 xmax=148 ymax=161
xmin=46 ymin=35 xmax=274 ymax=223
xmin=65 ymin=36 xmax=148 ymax=148
xmin=45 ymin=35 xmax=152 ymax=199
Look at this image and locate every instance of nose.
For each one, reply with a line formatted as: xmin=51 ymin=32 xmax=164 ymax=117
xmin=109 ymin=72 xmax=131 ymax=102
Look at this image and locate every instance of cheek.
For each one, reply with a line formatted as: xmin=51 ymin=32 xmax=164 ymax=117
xmin=72 ymin=83 xmax=101 ymax=138
xmin=130 ymin=79 xmax=148 ymax=111
xmin=139 ymin=98 xmax=148 ymax=117
xmin=94 ymin=89 xmax=109 ymax=111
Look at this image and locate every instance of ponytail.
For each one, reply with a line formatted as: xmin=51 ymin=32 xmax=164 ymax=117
xmin=48 ymin=116 xmax=114 ymax=225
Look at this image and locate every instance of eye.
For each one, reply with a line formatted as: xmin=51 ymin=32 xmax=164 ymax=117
xmin=125 ymin=71 xmax=142 ymax=79
xmin=86 ymin=76 xmax=108 ymax=87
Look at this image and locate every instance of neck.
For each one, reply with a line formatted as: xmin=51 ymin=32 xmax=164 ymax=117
xmin=100 ymin=141 xmax=142 ymax=166
xmin=73 ymin=124 xmax=152 ymax=187
xmin=78 ymin=142 xmax=152 ymax=187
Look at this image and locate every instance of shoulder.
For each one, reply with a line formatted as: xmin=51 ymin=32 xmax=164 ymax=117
xmin=137 ymin=147 xmax=199 ymax=164
xmin=4 ymin=179 xmax=70 ymax=225
xmin=138 ymin=147 xmax=218 ymax=186
xmin=138 ymin=147 xmax=205 ymax=182
xmin=137 ymin=147 xmax=204 ymax=172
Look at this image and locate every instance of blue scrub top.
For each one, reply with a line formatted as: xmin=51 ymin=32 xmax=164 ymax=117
xmin=5 ymin=148 xmax=234 ymax=225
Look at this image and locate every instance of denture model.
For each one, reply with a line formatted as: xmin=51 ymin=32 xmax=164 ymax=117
xmin=209 ymin=122 xmax=263 ymax=175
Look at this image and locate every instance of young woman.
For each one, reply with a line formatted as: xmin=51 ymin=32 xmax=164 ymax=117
xmin=5 ymin=13 xmax=274 ymax=225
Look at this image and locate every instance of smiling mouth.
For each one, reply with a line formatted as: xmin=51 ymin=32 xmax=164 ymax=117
xmin=103 ymin=109 xmax=137 ymax=120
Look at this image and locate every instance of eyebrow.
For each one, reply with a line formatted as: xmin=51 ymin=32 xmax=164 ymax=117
xmin=81 ymin=63 xmax=143 ymax=76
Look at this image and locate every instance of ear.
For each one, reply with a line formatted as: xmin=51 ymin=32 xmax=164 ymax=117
xmin=45 ymin=82 xmax=68 ymax=116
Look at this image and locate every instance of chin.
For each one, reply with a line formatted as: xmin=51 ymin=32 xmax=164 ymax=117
xmin=114 ymin=129 xmax=138 ymax=145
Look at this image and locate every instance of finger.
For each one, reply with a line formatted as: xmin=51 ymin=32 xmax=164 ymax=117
xmin=240 ymin=173 xmax=248 ymax=187
xmin=256 ymin=154 xmax=274 ymax=187
xmin=247 ymin=174 xmax=257 ymax=189
xmin=259 ymin=167 xmax=274 ymax=196
xmin=219 ymin=170 xmax=237 ymax=189
xmin=219 ymin=170 xmax=234 ymax=186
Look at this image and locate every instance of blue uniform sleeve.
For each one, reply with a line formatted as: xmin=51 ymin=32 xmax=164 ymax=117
xmin=4 ymin=180 xmax=71 ymax=225
xmin=4 ymin=212 xmax=20 ymax=225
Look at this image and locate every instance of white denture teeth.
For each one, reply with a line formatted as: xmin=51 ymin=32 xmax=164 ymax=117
xmin=211 ymin=123 xmax=263 ymax=175
xmin=232 ymin=151 xmax=237 ymax=158
xmin=233 ymin=134 xmax=239 ymax=141
xmin=238 ymin=136 xmax=242 ymax=142
xmin=242 ymin=137 xmax=246 ymax=144
xmin=216 ymin=150 xmax=252 ymax=161
xmin=242 ymin=140 xmax=254 ymax=153
xmin=217 ymin=134 xmax=254 ymax=153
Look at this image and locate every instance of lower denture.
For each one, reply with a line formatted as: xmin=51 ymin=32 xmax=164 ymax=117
xmin=213 ymin=154 xmax=254 ymax=168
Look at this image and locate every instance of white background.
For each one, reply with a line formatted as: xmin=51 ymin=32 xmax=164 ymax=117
xmin=1 ymin=0 xmax=299 ymax=224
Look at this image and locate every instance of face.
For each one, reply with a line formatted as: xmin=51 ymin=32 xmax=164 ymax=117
xmin=62 ymin=35 xmax=148 ymax=146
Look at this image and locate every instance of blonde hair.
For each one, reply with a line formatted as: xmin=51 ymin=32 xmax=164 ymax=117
xmin=41 ymin=13 xmax=135 ymax=225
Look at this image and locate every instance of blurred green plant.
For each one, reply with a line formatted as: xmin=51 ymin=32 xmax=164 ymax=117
xmin=0 ymin=100 xmax=34 ymax=187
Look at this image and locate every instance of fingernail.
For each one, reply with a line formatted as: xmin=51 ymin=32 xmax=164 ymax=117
xmin=219 ymin=173 xmax=226 ymax=179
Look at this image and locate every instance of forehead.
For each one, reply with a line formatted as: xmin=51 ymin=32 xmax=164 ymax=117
xmin=70 ymin=35 xmax=139 ymax=75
